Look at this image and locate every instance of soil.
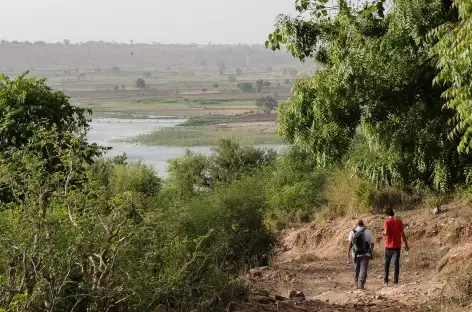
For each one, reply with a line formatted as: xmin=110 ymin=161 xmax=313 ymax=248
xmin=235 ymin=202 xmax=472 ymax=311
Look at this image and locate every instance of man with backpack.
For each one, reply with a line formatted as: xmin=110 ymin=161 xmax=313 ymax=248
xmin=347 ymin=220 xmax=375 ymax=290
xmin=384 ymin=208 xmax=409 ymax=286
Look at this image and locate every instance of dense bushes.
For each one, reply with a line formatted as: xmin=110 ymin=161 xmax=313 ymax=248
xmin=0 ymin=134 xmax=279 ymax=311
xmin=266 ymin=148 xmax=327 ymax=228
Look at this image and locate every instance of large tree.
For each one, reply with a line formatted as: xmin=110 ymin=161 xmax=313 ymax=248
xmin=267 ymin=0 xmax=468 ymax=191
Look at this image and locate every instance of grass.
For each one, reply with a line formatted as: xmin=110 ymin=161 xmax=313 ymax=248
xmin=82 ymin=99 xmax=258 ymax=118
xmin=119 ymin=125 xmax=284 ymax=146
xmin=179 ymin=115 xmax=236 ymax=126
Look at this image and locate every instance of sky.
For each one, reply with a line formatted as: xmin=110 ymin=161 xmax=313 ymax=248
xmin=1 ymin=0 xmax=295 ymax=44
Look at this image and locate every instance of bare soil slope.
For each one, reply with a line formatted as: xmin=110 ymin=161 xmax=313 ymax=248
xmin=235 ymin=202 xmax=472 ymax=311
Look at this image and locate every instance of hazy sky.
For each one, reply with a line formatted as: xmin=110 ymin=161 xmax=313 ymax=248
xmin=2 ymin=0 xmax=295 ymax=44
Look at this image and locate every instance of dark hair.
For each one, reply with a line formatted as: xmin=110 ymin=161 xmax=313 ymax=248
xmin=386 ymin=208 xmax=395 ymax=217
xmin=357 ymin=219 xmax=365 ymax=227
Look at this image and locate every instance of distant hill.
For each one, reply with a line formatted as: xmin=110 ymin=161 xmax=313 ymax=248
xmin=0 ymin=41 xmax=314 ymax=77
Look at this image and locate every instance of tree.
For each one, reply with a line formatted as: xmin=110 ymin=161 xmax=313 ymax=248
xmin=284 ymin=78 xmax=290 ymax=85
xmin=237 ymin=82 xmax=255 ymax=93
xmin=255 ymin=79 xmax=264 ymax=93
xmin=0 ymin=73 xmax=96 ymax=152
xmin=112 ymin=66 xmax=121 ymax=76
xmin=63 ymin=39 xmax=70 ymax=46
xmin=113 ymin=85 xmax=119 ymax=90
xmin=236 ymin=68 xmax=242 ymax=75
xmin=122 ymin=85 xmax=126 ymax=90
xmin=212 ymin=83 xmax=219 ymax=88
xmin=219 ymin=61 xmax=226 ymax=75
xmin=432 ymin=0 xmax=472 ymax=153
xmin=143 ymin=71 xmax=152 ymax=78
xmin=202 ymin=88 xmax=207 ymax=92
xmin=228 ymin=76 xmax=237 ymax=83
xmin=267 ymin=0 xmax=469 ymax=191
xmin=256 ymin=96 xmax=277 ymax=115
xmin=263 ymin=80 xmax=271 ymax=87
xmin=136 ymin=78 xmax=146 ymax=89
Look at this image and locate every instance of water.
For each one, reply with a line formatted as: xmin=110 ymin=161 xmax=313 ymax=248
xmin=87 ymin=118 xmax=285 ymax=176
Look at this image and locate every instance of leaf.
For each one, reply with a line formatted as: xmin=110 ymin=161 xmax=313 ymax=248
xmin=265 ymin=41 xmax=270 ymax=49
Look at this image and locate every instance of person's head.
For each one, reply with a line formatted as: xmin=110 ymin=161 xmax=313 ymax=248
xmin=357 ymin=219 xmax=365 ymax=227
xmin=386 ymin=208 xmax=395 ymax=217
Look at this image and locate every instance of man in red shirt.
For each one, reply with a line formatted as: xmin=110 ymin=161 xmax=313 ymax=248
xmin=384 ymin=208 xmax=409 ymax=286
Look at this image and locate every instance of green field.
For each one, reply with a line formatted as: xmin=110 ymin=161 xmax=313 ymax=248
xmin=119 ymin=125 xmax=283 ymax=146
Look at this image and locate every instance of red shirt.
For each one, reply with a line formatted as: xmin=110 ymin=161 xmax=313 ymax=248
xmin=384 ymin=217 xmax=404 ymax=249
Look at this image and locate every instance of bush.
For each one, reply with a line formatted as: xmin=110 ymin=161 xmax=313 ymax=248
xmin=166 ymin=139 xmax=277 ymax=199
xmin=266 ymin=147 xmax=327 ymax=228
xmin=237 ymin=82 xmax=254 ymax=93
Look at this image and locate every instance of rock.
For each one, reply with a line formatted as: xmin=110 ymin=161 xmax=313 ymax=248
xmin=433 ymin=206 xmax=441 ymax=215
xmin=295 ymin=291 xmax=306 ymax=301
xmin=288 ymin=290 xmax=305 ymax=301
xmin=251 ymin=295 xmax=275 ymax=304
xmin=248 ymin=267 xmax=269 ymax=278
xmin=288 ymin=290 xmax=297 ymax=299
xmin=274 ymin=295 xmax=286 ymax=301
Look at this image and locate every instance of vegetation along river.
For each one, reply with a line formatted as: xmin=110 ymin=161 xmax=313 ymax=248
xmin=87 ymin=118 xmax=284 ymax=176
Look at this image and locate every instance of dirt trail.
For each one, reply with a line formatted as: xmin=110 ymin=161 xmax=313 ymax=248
xmin=235 ymin=202 xmax=472 ymax=311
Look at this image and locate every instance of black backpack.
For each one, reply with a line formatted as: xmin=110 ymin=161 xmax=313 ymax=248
xmin=352 ymin=228 xmax=370 ymax=255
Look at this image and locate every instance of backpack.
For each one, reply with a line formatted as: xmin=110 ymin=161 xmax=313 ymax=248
xmin=352 ymin=228 xmax=370 ymax=255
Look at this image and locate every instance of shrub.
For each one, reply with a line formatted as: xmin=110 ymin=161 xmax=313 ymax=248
xmin=237 ymin=82 xmax=254 ymax=93
xmin=266 ymin=147 xmax=327 ymax=227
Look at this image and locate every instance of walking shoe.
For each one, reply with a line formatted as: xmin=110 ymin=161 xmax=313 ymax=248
xmin=383 ymin=282 xmax=389 ymax=287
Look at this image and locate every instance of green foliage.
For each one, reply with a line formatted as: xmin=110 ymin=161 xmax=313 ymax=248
xmin=237 ymin=82 xmax=254 ymax=93
xmin=167 ymin=139 xmax=276 ymax=198
xmin=266 ymin=147 xmax=327 ymax=227
xmin=136 ymin=78 xmax=146 ymax=89
xmin=212 ymin=83 xmax=219 ymax=88
xmin=256 ymin=96 xmax=277 ymax=115
xmin=0 ymin=132 xmax=275 ymax=311
xmin=255 ymin=79 xmax=264 ymax=93
xmin=271 ymin=0 xmax=472 ymax=192
xmin=143 ymin=71 xmax=152 ymax=78
xmin=0 ymin=73 xmax=93 ymax=151
xmin=432 ymin=0 xmax=472 ymax=153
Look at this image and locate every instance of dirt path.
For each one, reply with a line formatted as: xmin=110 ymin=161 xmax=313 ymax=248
xmin=235 ymin=203 xmax=472 ymax=311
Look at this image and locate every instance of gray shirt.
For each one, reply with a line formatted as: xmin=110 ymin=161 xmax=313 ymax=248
xmin=348 ymin=226 xmax=374 ymax=257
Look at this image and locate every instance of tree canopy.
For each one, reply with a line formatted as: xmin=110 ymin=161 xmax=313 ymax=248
xmin=267 ymin=0 xmax=471 ymax=192
xmin=432 ymin=0 xmax=472 ymax=152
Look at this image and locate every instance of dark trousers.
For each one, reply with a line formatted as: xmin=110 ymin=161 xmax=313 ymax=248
xmin=384 ymin=248 xmax=401 ymax=284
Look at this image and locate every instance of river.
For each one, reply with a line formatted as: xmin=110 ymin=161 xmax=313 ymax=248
xmin=87 ymin=118 xmax=284 ymax=176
